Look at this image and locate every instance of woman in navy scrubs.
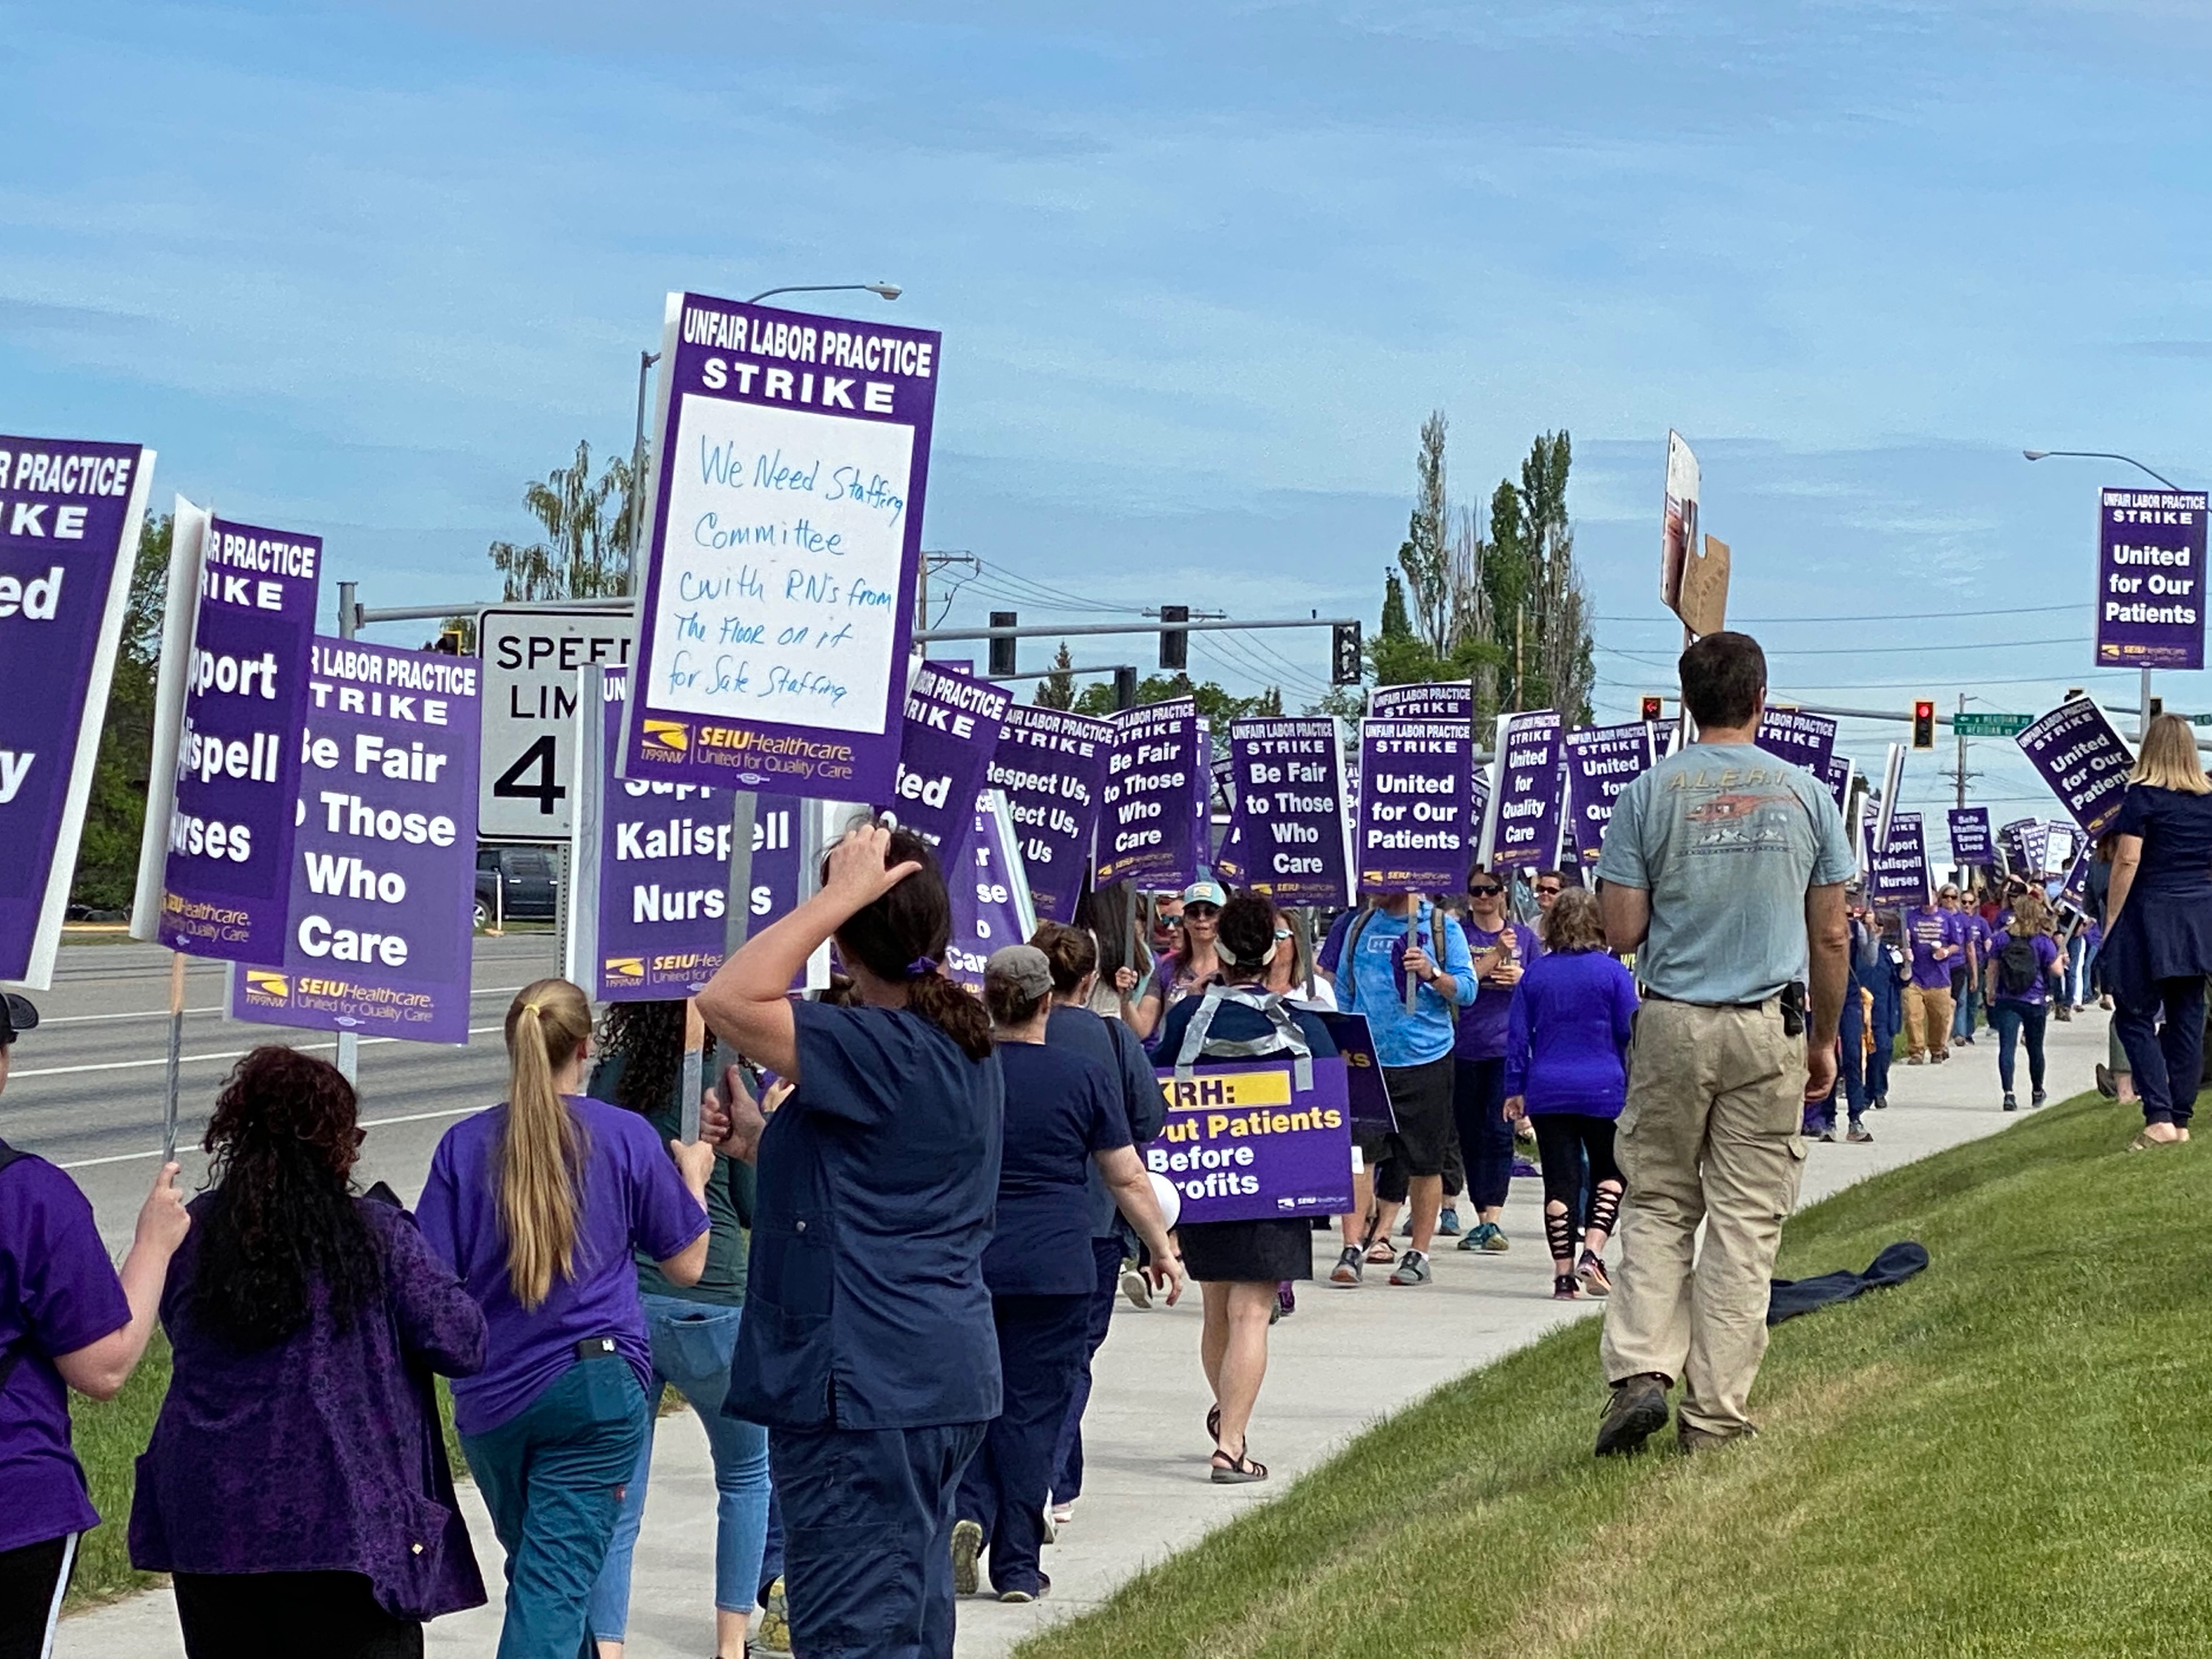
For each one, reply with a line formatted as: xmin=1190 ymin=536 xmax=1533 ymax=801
xmin=951 ymin=945 xmax=1183 ymax=1603
xmin=697 ymin=823 xmax=1002 ymax=1659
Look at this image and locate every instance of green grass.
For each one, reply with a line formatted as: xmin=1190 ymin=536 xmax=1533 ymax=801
xmin=1021 ymin=1092 xmax=2210 ymax=1659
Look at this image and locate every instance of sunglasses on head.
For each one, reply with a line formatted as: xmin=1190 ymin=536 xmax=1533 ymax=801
xmin=1468 ymin=883 xmax=1502 ymax=897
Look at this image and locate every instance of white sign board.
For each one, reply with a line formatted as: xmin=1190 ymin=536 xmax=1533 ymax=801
xmin=476 ymin=605 xmax=632 ymax=840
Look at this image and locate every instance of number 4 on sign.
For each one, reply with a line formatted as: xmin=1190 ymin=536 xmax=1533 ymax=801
xmin=493 ymin=735 xmax=567 ymax=815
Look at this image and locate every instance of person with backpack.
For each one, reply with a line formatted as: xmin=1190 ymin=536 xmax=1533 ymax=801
xmin=0 ymin=992 xmax=190 ymax=1659
xmin=1984 ymin=889 xmax=2064 ymax=1112
xmin=1154 ymin=892 xmax=1340 ymax=1483
xmin=1027 ymin=922 xmax=1170 ymax=1523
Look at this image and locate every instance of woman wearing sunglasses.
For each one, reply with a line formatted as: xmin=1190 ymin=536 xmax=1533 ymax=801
xmin=1124 ymin=881 xmax=1228 ymax=1042
xmin=1451 ymin=865 xmax=1540 ymax=1256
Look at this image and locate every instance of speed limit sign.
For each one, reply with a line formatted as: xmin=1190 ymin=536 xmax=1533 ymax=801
xmin=477 ymin=607 xmax=634 ymax=840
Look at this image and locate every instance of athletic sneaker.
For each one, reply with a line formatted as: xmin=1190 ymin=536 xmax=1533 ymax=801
xmin=951 ymin=1519 xmax=983 ymax=1597
xmin=1872 ymin=1094 xmax=1888 ymax=1110
xmin=2002 ymin=1092 xmax=2018 ymax=1112
xmin=1816 ymin=1126 xmax=1836 ymax=1143
xmin=1553 ymin=1273 xmax=1581 ymax=1300
xmin=1276 ymin=1282 xmax=1296 ymax=1318
xmin=1120 ymin=1265 xmax=1153 ymax=1309
xmin=756 ymin=1577 xmax=792 ymax=1656
xmin=1595 ymin=1373 xmax=1671 ymax=1456
xmin=1330 ymin=1245 xmax=1364 ymax=1286
xmin=998 ymin=1572 xmax=1050 ymax=1604
xmin=1459 ymin=1221 xmax=1509 ymax=1254
xmin=2032 ymin=1088 xmax=2048 ymax=1108
xmin=1576 ymin=1250 xmax=1612 ymax=1297
xmin=1847 ymin=1123 xmax=1874 ymax=1144
xmin=1389 ymin=1249 xmax=1432 ymax=1286
xmin=1437 ymin=1208 xmax=1463 ymax=1237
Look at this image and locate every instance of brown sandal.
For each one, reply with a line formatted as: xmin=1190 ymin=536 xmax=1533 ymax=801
xmin=1210 ymin=1447 xmax=1269 ymax=1484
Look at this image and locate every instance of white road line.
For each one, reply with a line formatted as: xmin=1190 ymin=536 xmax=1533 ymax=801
xmin=33 ymin=985 xmax=535 ymax=1029
xmin=54 ymin=1101 xmax=490 ymax=1169
xmin=18 ymin=1023 xmax=506 ymax=1080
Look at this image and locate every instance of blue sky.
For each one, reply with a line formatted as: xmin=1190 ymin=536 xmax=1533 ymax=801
xmin=8 ymin=0 xmax=2212 ymax=818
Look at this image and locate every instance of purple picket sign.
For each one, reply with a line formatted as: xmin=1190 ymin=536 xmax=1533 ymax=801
xmin=1821 ymin=752 xmax=1855 ymax=815
xmin=1948 ymin=806 xmax=1994 ymax=866
xmin=1481 ymin=710 xmax=1567 ymax=876
xmin=2016 ymin=697 xmax=2133 ymax=840
xmin=1213 ymin=815 xmax=1245 ymax=885
xmin=1754 ymin=708 xmax=1839 ymax=776
xmin=0 ymin=434 xmax=152 ymax=987
xmin=1563 ymin=722 xmax=1658 ymax=870
xmin=1097 ymin=697 xmax=1202 ymax=889
xmin=2095 ymin=487 xmax=2207 ymax=670
xmin=986 ymin=702 xmax=1111 ymax=924
xmin=159 ymin=517 xmax=319 ymax=963
xmin=229 ymin=640 xmax=478 ymax=1042
xmin=1147 ymin=1057 xmax=1356 ymax=1223
xmin=945 ymin=790 xmax=1036 ymax=987
xmin=1368 ymin=682 xmax=1473 ymax=721
xmin=1996 ymin=818 xmax=2041 ymax=876
xmin=1227 ymin=717 xmax=1352 ymax=907
xmin=586 ymin=668 xmax=810 ymax=1001
xmin=879 ymin=661 xmax=1008 ymax=865
xmin=1304 ymin=1007 xmax=1395 ymax=1127
xmin=1866 ymin=810 xmax=1929 ymax=905
xmin=1356 ymin=719 xmax=1473 ymax=893
xmin=623 ymin=292 xmax=941 ymax=800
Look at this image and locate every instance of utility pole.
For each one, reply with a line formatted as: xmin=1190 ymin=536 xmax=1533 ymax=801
xmin=1955 ymin=691 xmax=1967 ymax=811
xmin=915 ymin=551 xmax=978 ymax=634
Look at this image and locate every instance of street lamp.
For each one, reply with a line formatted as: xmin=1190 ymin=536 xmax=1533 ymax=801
xmin=2024 ymin=447 xmax=2194 ymax=738
xmin=625 ymin=283 xmax=903 ymax=588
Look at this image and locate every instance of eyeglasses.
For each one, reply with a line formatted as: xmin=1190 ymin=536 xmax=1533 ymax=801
xmin=1468 ymin=884 xmax=1502 ymax=897
xmin=1158 ymin=916 xmax=1185 ymax=929
xmin=1185 ymin=904 xmax=1220 ymax=920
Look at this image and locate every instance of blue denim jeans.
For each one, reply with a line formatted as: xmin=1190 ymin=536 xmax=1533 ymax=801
xmin=588 ymin=1296 xmax=771 ymax=1641
xmin=1986 ymin=1000 xmax=2047 ymax=1096
xmin=462 ymin=1352 xmax=648 ymax=1659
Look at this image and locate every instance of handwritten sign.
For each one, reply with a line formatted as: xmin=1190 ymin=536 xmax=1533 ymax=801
xmin=623 ymin=292 xmax=940 ymax=799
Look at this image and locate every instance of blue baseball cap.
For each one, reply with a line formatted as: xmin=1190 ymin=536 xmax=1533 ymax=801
xmin=1182 ymin=880 xmax=1228 ymax=909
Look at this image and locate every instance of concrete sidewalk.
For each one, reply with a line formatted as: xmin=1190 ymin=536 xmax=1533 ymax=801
xmin=58 ymin=1012 xmax=2112 ymax=1658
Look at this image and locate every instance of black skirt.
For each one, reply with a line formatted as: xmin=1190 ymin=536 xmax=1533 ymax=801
xmin=1176 ymin=1218 xmax=1313 ymax=1284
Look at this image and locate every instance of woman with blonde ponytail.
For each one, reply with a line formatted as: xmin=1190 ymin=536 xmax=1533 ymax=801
xmin=417 ymin=978 xmax=716 ymax=1658
xmin=695 ymin=823 xmax=1002 ymax=1658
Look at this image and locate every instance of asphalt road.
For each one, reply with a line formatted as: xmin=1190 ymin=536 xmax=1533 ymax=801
xmin=9 ymin=933 xmax=562 ymax=1252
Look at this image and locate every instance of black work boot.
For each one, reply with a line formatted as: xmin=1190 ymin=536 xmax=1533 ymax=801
xmin=1595 ymin=1372 xmax=1672 ymax=1457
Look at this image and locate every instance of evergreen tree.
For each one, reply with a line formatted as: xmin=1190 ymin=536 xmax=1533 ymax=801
xmin=1034 ymin=641 xmax=1076 ymax=709
xmin=70 ymin=514 xmax=171 ymax=911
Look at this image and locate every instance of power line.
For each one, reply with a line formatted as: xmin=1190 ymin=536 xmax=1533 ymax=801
xmin=1599 ymin=636 xmax=2087 ymax=661
xmin=1596 ymin=603 xmax=2085 ymax=625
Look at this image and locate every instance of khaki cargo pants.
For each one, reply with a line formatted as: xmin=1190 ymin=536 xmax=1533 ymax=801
xmin=1599 ymin=996 xmax=1807 ymax=1438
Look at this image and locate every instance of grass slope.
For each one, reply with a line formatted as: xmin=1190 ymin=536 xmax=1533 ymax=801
xmin=1022 ymin=1093 xmax=2209 ymax=1659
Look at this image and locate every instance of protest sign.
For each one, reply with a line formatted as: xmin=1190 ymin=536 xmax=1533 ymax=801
xmin=1755 ymin=708 xmax=1839 ymax=776
xmin=1147 ymin=1057 xmax=1355 ymax=1223
xmin=880 ymin=661 xmax=1008 ymax=865
xmin=1866 ymin=809 xmax=1929 ymax=905
xmin=1997 ymin=818 xmax=2047 ymax=878
xmin=1563 ymin=721 xmax=1658 ymax=870
xmin=1227 ymin=717 xmax=1352 ymax=907
xmin=621 ymin=291 xmax=940 ymax=800
xmin=1304 ymin=1007 xmax=1395 ymax=1128
xmin=1368 ymin=682 xmax=1473 ymax=721
xmin=0 ymin=434 xmax=153 ymax=988
xmin=1660 ymin=429 xmax=1701 ymax=619
xmin=1479 ymin=709 xmax=1568 ymax=875
xmin=986 ymin=702 xmax=1111 ymax=924
xmin=2095 ymin=487 xmax=2207 ymax=670
xmin=2045 ymin=821 xmax=2078 ymax=879
xmin=1356 ymin=718 xmax=1473 ymax=893
xmin=2016 ymin=697 xmax=2133 ymax=840
xmin=139 ymin=510 xmax=320 ymax=963
xmin=1872 ymin=743 xmax=1907 ymax=853
xmin=229 ymin=640 xmax=480 ymax=1043
xmin=1097 ymin=697 xmax=1202 ymax=888
xmin=1821 ymin=752 xmax=1855 ymax=816
xmin=568 ymin=668 xmax=825 ymax=1000
xmin=1948 ymin=806 xmax=1994 ymax=867
xmin=945 ymin=790 xmax=1037 ymax=988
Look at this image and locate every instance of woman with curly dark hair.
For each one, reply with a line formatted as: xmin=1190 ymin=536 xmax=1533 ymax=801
xmin=128 ymin=1046 xmax=489 ymax=1658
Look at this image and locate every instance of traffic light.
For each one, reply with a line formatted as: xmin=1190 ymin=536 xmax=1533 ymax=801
xmin=2149 ymin=695 xmax=2166 ymax=720
xmin=1912 ymin=699 xmax=1937 ymax=750
xmin=1330 ymin=621 xmax=1363 ymax=686
xmin=1640 ymin=694 xmax=1664 ymax=722
xmin=428 ymin=626 xmax=466 ymax=655
xmin=988 ymin=611 xmax=1018 ymax=676
xmin=1158 ymin=603 xmax=1189 ymax=672
xmin=1113 ymin=665 xmax=1139 ymax=710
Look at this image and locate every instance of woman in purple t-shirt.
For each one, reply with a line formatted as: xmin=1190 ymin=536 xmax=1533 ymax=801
xmin=417 ymin=981 xmax=713 ymax=1659
xmin=1446 ymin=864 xmax=1540 ymax=1258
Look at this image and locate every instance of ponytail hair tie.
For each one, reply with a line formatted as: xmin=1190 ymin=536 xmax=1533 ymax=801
xmin=905 ymin=956 xmax=940 ymax=979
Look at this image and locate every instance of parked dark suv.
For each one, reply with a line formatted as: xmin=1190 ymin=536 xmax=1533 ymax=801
xmin=475 ymin=844 xmax=560 ymax=928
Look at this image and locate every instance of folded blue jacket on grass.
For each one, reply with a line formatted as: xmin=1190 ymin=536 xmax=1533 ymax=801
xmin=1767 ymin=1241 xmax=1929 ymax=1326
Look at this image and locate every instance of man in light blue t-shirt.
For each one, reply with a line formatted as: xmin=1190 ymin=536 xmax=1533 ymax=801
xmin=1590 ymin=631 xmax=1854 ymax=1458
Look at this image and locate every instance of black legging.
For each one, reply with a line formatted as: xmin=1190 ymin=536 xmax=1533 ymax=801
xmin=1530 ymin=1113 xmax=1620 ymax=1240
xmin=1451 ymin=1058 xmax=1513 ymax=1211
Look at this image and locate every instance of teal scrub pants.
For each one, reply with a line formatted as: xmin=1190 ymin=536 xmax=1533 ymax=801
xmin=462 ymin=1353 xmax=649 ymax=1659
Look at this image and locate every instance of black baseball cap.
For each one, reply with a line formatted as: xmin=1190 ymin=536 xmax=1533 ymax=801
xmin=0 ymin=994 xmax=38 ymax=1044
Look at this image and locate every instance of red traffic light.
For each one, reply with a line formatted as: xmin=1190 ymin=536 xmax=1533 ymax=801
xmin=1912 ymin=699 xmax=1937 ymax=750
xmin=1640 ymin=695 xmax=1664 ymax=722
